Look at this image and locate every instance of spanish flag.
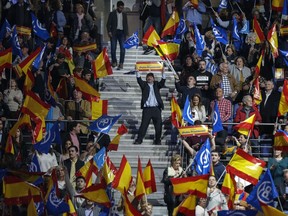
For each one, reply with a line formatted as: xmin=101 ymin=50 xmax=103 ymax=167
xmin=267 ymin=23 xmax=279 ymax=58
xmin=221 ymin=170 xmax=236 ymax=209
xmin=63 ymin=196 xmax=77 ymax=216
xmin=272 ymin=0 xmax=284 ymax=11
xmin=254 ymin=48 xmax=265 ymax=76
xmin=234 ymin=114 xmax=256 ymax=136
xmin=161 ymin=10 xmax=179 ymax=38
xmin=253 ymin=77 xmax=262 ymax=105
xmin=154 ymin=41 xmax=180 ymax=61
xmin=260 ymin=201 xmax=286 ymax=215
xmin=173 ymin=194 xmax=197 ymax=216
xmin=3 ymin=176 xmax=42 ymax=205
xmin=123 ymin=188 xmax=142 ymax=216
xmin=14 ymin=47 xmax=41 ymax=77
xmin=91 ymin=97 xmax=108 ymax=120
xmin=75 ymin=158 xmax=98 ymax=187
xmin=226 ymin=148 xmax=266 ymax=185
xmin=274 ymin=130 xmax=288 ymax=151
xmin=73 ymin=74 xmax=101 ymax=99
xmin=112 ymin=155 xmax=132 ymax=194
xmin=16 ymin=26 xmax=31 ymax=36
xmin=102 ymin=156 xmax=117 ymax=185
xmin=0 ymin=48 xmax=12 ymax=72
xmin=27 ymin=192 xmax=38 ymax=216
xmin=23 ymin=69 xmax=35 ymax=94
xmin=92 ymin=47 xmax=113 ymax=79
xmin=108 ymin=124 xmax=128 ymax=151
xmin=278 ymin=79 xmax=288 ymax=116
xmin=76 ymin=182 xmax=111 ymax=208
xmin=134 ymin=157 xmax=146 ymax=200
xmin=73 ymin=43 xmax=97 ymax=53
xmin=170 ymin=174 xmax=209 ymax=197
xmin=143 ymin=159 xmax=157 ymax=195
xmin=253 ymin=16 xmax=265 ymax=44
xmin=142 ymin=25 xmax=160 ymax=47
xmin=171 ymin=96 xmax=183 ymax=127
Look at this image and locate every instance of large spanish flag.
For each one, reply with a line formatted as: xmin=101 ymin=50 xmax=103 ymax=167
xmin=134 ymin=157 xmax=146 ymax=200
xmin=76 ymin=182 xmax=111 ymax=208
xmin=172 ymin=194 xmax=196 ymax=216
xmin=108 ymin=124 xmax=128 ymax=151
xmin=14 ymin=47 xmax=41 ymax=77
xmin=274 ymin=130 xmax=288 ymax=151
xmin=123 ymin=188 xmax=142 ymax=216
xmin=234 ymin=114 xmax=255 ymax=136
xmin=253 ymin=16 xmax=265 ymax=44
xmin=75 ymin=158 xmax=98 ymax=187
xmin=278 ymin=79 xmax=288 ymax=116
xmin=102 ymin=156 xmax=117 ymax=185
xmin=3 ymin=176 xmax=42 ymax=205
xmin=221 ymin=170 xmax=236 ymax=209
xmin=161 ymin=10 xmax=179 ymax=38
xmin=73 ymin=74 xmax=101 ymax=98
xmin=226 ymin=148 xmax=266 ymax=185
xmin=142 ymin=25 xmax=160 ymax=47
xmin=267 ymin=23 xmax=279 ymax=58
xmin=112 ymin=155 xmax=132 ymax=194
xmin=154 ymin=41 xmax=180 ymax=61
xmin=92 ymin=47 xmax=113 ymax=79
xmin=171 ymin=96 xmax=183 ymax=127
xmin=272 ymin=0 xmax=284 ymax=11
xmin=170 ymin=174 xmax=209 ymax=197
xmin=91 ymin=97 xmax=107 ymax=120
xmin=143 ymin=159 xmax=157 ymax=195
xmin=0 ymin=48 xmax=12 ymax=72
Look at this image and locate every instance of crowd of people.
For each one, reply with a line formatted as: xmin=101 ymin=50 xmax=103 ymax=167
xmin=0 ymin=0 xmax=287 ymax=215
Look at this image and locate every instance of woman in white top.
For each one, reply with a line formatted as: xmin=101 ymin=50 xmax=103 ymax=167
xmin=191 ymin=94 xmax=206 ymax=123
xmin=36 ymin=148 xmax=58 ymax=173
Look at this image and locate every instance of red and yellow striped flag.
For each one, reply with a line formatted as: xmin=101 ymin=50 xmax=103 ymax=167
xmin=23 ymin=69 xmax=35 ymax=94
xmin=173 ymin=194 xmax=197 ymax=216
xmin=170 ymin=174 xmax=209 ymax=197
xmin=102 ymin=156 xmax=117 ymax=185
xmin=221 ymin=171 xmax=236 ymax=209
xmin=75 ymin=158 xmax=98 ymax=187
xmin=91 ymin=97 xmax=108 ymax=120
xmin=73 ymin=43 xmax=97 ymax=53
xmin=134 ymin=157 xmax=146 ymax=200
xmin=234 ymin=114 xmax=256 ymax=136
xmin=161 ymin=10 xmax=179 ymax=38
xmin=272 ymin=0 xmax=284 ymax=11
xmin=226 ymin=148 xmax=266 ymax=185
xmin=92 ymin=47 xmax=113 ymax=79
xmin=0 ymin=48 xmax=12 ymax=72
xmin=253 ymin=16 xmax=265 ymax=44
xmin=142 ymin=25 xmax=160 ymax=47
xmin=255 ymin=48 xmax=265 ymax=76
xmin=27 ymin=193 xmax=38 ymax=216
xmin=154 ymin=41 xmax=180 ymax=61
xmin=108 ymin=124 xmax=128 ymax=151
xmin=63 ymin=196 xmax=77 ymax=216
xmin=73 ymin=74 xmax=101 ymax=98
xmin=123 ymin=188 xmax=142 ymax=216
xmin=253 ymin=77 xmax=262 ymax=105
xmin=143 ymin=159 xmax=157 ymax=195
xmin=171 ymin=96 xmax=183 ymax=127
xmin=278 ymin=79 xmax=288 ymax=116
xmin=260 ymin=201 xmax=286 ymax=215
xmin=274 ymin=130 xmax=288 ymax=151
xmin=112 ymin=155 xmax=132 ymax=194
xmin=267 ymin=23 xmax=279 ymax=58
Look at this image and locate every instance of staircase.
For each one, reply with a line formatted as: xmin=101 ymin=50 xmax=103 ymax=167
xmin=100 ymin=45 xmax=178 ymax=215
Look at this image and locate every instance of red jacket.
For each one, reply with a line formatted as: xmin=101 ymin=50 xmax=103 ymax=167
xmin=234 ymin=105 xmax=262 ymax=138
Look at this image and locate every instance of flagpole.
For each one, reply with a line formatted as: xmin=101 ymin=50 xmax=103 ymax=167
xmin=245 ymin=129 xmax=252 ymax=150
xmin=234 ymin=2 xmax=244 ymax=14
xmin=215 ymin=168 xmax=227 ymax=186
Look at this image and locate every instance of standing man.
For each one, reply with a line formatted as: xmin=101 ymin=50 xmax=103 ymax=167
xmin=106 ymin=1 xmax=128 ymax=70
xmin=134 ymin=69 xmax=166 ymax=145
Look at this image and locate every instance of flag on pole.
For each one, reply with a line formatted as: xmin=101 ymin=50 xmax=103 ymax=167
xmin=267 ymin=23 xmax=279 ymax=58
xmin=0 ymin=48 xmax=12 ymax=72
xmin=154 ymin=41 xmax=180 ymax=61
xmin=31 ymin=13 xmax=50 ymax=41
xmin=183 ymin=96 xmax=194 ymax=125
xmin=218 ymin=0 xmax=228 ymax=12
xmin=123 ymin=188 xmax=142 ymax=216
xmin=173 ymin=194 xmax=197 ymax=216
xmin=134 ymin=157 xmax=146 ymax=200
xmin=254 ymin=48 xmax=265 ymax=76
xmin=221 ymin=170 xmax=236 ymax=209
xmin=274 ymin=130 xmax=288 ymax=151
xmin=212 ymin=101 xmax=223 ymax=133
xmin=278 ymin=79 xmax=288 ymax=116
xmin=46 ymin=186 xmax=70 ymax=215
xmin=73 ymin=74 xmax=101 ymax=99
xmin=194 ymin=138 xmax=211 ymax=175
xmin=171 ymin=96 xmax=183 ymax=127
xmin=75 ymin=158 xmax=98 ymax=187
xmin=11 ymin=26 xmax=22 ymax=58
xmin=282 ymin=0 xmax=288 ymax=20
xmin=253 ymin=16 xmax=265 ymax=44
xmin=173 ymin=17 xmax=187 ymax=44
xmin=142 ymin=25 xmax=160 ymax=47
xmin=108 ymin=124 xmax=128 ymax=151
xmin=93 ymin=147 xmax=106 ymax=169
xmin=0 ymin=19 xmax=11 ymax=42
xmin=102 ymin=156 xmax=117 ymax=185
xmin=211 ymin=19 xmax=228 ymax=45
xmin=143 ymin=159 xmax=157 ymax=195
xmin=88 ymin=114 xmax=121 ymax=134
xmin=239 ymin=19 xmax=250 ymax=34
xmin=234 ymin=114 xmax=256 ymax=136
xmin=92 ymin=47 xmax=113 ymax=79
xmin=124 ymin=31 xmax=139 ymax=49
xmin=193 ymin=23 xmax=205 ymax=56
xmin=161 ymin=10 xmax=179 ymax=38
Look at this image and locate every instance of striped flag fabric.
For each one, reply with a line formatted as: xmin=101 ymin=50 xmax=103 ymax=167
xmin=27 ymin=193 xmax=38 ymax=216
xmin=161 ymin=10 xmax=179 ymax=38
xmin=154 ymin=41 xmax=180 ymax=61
xmin=183 ymin=96 xmax=194 ymax=125
xmin=267 ymin=23 xmax=279 ymax=58
xmin=75 ymin=158 xmax=98 ymax=187
xmin=221 ymin=170 xmax=236 ymax=209
xmin=73 ymin=43 xmax=97 ymax=53
xmin=253 ymin=16 xmax=265 ymax=44
xmin=143 ymin=159 xmax=157 ymax=195
xmin=226 ymin=148 xmax=266 ymax=185
xmin=260 ymin=201 xmax=286 ymax=215
xmin=91 ymin=97 xmax=107 ymax=120
xmin=102 ymin=156 xmax=117 ymax=185
xmin=142 ymin=25 xmax=160 ymax=47
xmin=234 ymin=114 xmax=256 ymax=136
xmin=173 ymin=194 xmax=197 ymax=216
xmin=274 ymin=130 xmax=288 ymax=151
xmin=253 ymin=77 xmax=262 ymax=105
xmin=92 ymin=47 xmax=113 ymax=79
xmin=0 ymin=48 xmax=12 ymax=72
xmin=108 ymin=124 xmax=128 ymax=151
xmin=73 ymin=74 xmax=101 ymax=99
xmin=254 ymin=48 xmax=265 ymax=76
xmin=123 ymin=188 xmax=142 ymax=216
xmin=134 ymin=157 xmax=146 ymax=200
xmin=278 ymin=79 xmax=288 ymax=116
xmin=171 ymin=96 xmax=183 ymax=127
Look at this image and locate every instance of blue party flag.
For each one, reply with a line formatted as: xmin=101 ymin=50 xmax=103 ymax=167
xmin=218 ymin=0 xmax=228 ymax=12
xmin=0 ymin=19 xmax=11 ymax=42
xmin=182 ymin=96 xmax=194 ymax=125
xmin=88 ymin=114 xmax=121 ymax=134
xmin=279 ymin=49 xmax=288 ymax=66
xmin=173 ymin=18 xmax=187 ymax=44
xmin=32 ymin=44 xmax=46 ymax=70
xmin=124 ymin=31 xmax=139 ymax=49
xmin=239 ymin=19 xmax=250 ymax=34
xmin=246 ymin=169 xmax=279 ymax=211
xmin=31 ymin=13 xmax=50 ymax=41
xmin=212 ymin=101 xmax=223 ymax=134
xmin=218 ymin=210 xmax=257 ymax=216
xmin=93 ymin=147 xmax=106 ymax=169
xmin=194 ymin=138 xmax=211 ymax=175
xmin=46 ymin=186 xmax=69 ymax=215
xmin=232 ymin=17 xmax=240 ymax=41
xmin=29 ymin=154 xmax=41 ymax=172
xmin=193 ymin=23 xmax=204 ymax=56
xmin=11 ymin=26 xmax=22 ymax=58
xmin=282 ymin=0 xmax=288 ymax=20
xmin=211 ymin=18 xmax=228 ymax=45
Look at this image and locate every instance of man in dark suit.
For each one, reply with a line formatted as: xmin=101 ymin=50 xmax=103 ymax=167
xmin=63 ymin=145 xmax=85 ymax=187
xmin=106 ymin=1 xmax=128 ymax=70
xmin=134 ymin=69 xmax=166 ymax=145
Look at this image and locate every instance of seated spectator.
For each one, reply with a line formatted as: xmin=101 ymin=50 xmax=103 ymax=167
xmin=73 ymin=176 xmax=87 ymax=209
xmin=3 ymin=79 xmax=23 ymax=119
xmin=225 ymin=45 xmax=237 ymax=64
xmin=228 ymin=56 xmax=251 ymax=85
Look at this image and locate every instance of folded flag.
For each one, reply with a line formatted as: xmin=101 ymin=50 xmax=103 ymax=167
xmin=274 ymin=129 xmax=288 ymax=151
xmin=142 ymin=25 xmax=160 ymax=47
xmin=108 ymin=124 xmax=128 ymax=151
xmin=88 ymin=114 xmax=121 ymax=134
xmin=73 ymin=74 xmax=101 ymax=99
xmin=124 ymin=31 xmax=139 ymax=49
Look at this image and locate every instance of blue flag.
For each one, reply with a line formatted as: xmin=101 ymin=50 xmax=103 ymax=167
xmin=218 ymin=210 xmax=257 ymax=216
xmin=211 ymin=19 xmax=228 ymax=45
xmin=93 ymin=147 xmax=106 ymax=169
xmin=218 ymin=0 xmax=228 ymax=12
xmin=35 ymin=201 xmax=45 ymax=216
xmin=173 ymin=18 xmax=187 ymax=44
xmin=239 ymin=19 xmax=250 ymax=34
xmin=0 ymin=169 xmax=7 ymax=180
xmin=31 ymin=13 xmax=50 ymax=41
xmin=232 ymin=17 xmax=240 ymax=41
xmin=212 ymin=101 xmax=223 ymax=133
xmin=279 ymin=49 xmax=288 ymax=66
xmin=0 ymin=19 xmax=11 ymax=42
xmin=246 ymin=169 xmax=279 ymax=211
xmin=12 ymin=26 xmax=22 ymax=58
xmin=29 ymin=154 xmax=41 ymax=172
xmin=182 ymin=96 xmax=194 ymax=125
xmin=33 ymin=123 xmax=62 ymax=154
xmin=32 ymin=44 xmax=46 ymax=70
xmin=46 ymin=186 xmax=69 ymax=215
xmin=194 ymin=138 xmax=211 ymax=175
xmin=88 ymin=114 xmax=121 ymax=134
xmin=194 ymin=23 xmax=205 ymax=56
xmin=124 ymin=31 xmax=139 ymax=49
xmin=282 ymin=0 xmax=288 ymax=20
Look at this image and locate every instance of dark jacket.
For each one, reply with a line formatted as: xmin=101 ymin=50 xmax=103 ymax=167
xmin=106 ymin=10 xmax=128 ymax=37
xmin=137 ymin=77 xmax=165 ymax=110
xmin=175 ymin=81 xmax=202 ymax=109
xmin=63 ymin=158 xmax=85 ymax=178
